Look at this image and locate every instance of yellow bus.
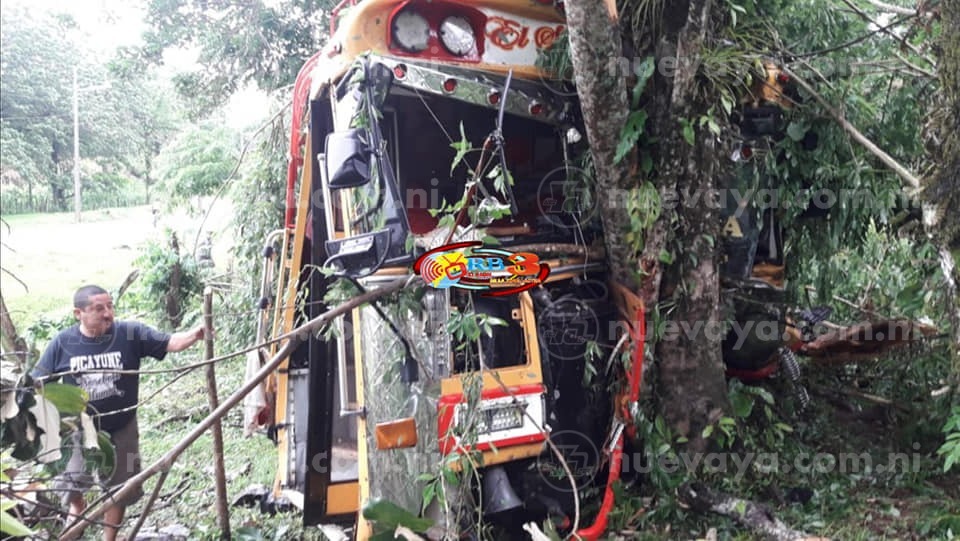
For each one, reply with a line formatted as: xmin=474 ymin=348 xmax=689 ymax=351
xmin=254 ymin=1 xmax=644 ymax=539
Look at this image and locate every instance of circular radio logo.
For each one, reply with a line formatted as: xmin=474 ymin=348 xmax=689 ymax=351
xmin=535 ymin=430 xmax=600 ymax=492
xmin=535 ymin=166 xmax=599 ymax=230
xmin=536 ymin=297 xmax=601 ymax=361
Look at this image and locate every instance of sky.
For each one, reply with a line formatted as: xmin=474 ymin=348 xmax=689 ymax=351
xmin=4 ymin=0 xmax=148 ymax=52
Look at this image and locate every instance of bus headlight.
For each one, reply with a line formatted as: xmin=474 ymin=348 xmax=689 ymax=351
xmin=439 ymin=16 xmax=475 ymax=56
xmin=392 ymin=9 xmax=430 ymax=53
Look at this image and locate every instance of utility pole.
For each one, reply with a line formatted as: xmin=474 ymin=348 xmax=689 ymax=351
xmin=73 ymin=66 xmax=80 ymax=223
xmin=72 ymin=66 xmax=111 ymax=223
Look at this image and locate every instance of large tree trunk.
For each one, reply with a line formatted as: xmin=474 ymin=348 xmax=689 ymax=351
xmin=643 ymin=0 xmax=731 ymax=452
xmin=564 ymin=0 xmax=638 ymax=290
xmin=566 ymin=0 xmax=730 ymax=450
xmin=923 ymin=1 xmax=960 ymax=381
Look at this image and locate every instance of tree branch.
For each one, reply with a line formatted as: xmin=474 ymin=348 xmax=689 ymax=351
xmin=793 ymin=14 xmax=915 ymax=58
xmin=783 ymin=67 xmax=921 ymax=189
xmin=892 ymin=51 xmax=936 ymax=78
xmin=1 ymin=266 xmax=29 ymax=294
xmin=0 ymin=290 xmax=29 ymax=366
xmin=679 ymin=482 xmax=826 ymax=541
xmin=862 ymin=0 xmax=917 ymax=16
xmin=841 ymin=0 xmax=937 ymax=68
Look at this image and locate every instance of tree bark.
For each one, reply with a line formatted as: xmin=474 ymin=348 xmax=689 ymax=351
xmin=646 ymin=0 xmax=731 ymax=452
xmin=165 ymin=232 xmax=184 ymax=329
xmin=566 ymin=0 xmax=731 ymax=450
xmin=564 ymin=0 xmax=639 ymax=290
xmin=924 ymin=0 xmax=960 ymax=381
xmin=203 ymin=288 xmax=230 ymax=539
xmin=0 ymin=291 xmax=29 ymax=366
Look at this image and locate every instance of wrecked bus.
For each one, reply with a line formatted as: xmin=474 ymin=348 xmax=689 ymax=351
xmin=252 ymin=1 xmax=644 ymax=539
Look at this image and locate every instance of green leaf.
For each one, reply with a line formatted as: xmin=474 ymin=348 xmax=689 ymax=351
xmin=615 ymin=110 xmax=649 ymax=164
xmin=702 ymin=424 xmax=714 ymax=438
xmin=720 ymin=95 xmax=734 ymax=116
xmin=786 ymin=122 xmax=808 ymax=142
xmin=449 ymin=123 xmax=471 ymax=173
xmin=39 ymin=383 xmax=88 ymax=415
xmin=442 ymin=465 xmax=460 ymax=486
xmin=680 ymin=120 xmax=695 ymax=146
xmin=774 ymin=422 xmax=794 ymax=433
xmin=734 ymin=500 xmax=747 ymax=516
xmin=0 ymin=504 xmax=35 ymax=537
xmin=640 ymin=152 xmax=654 ymax=174
xmin=707 ymin=118 xmax=720 ymax=136
xmin=730 ymin=392 xmax=755 ymax=418
xmin=361 ymin=498 xmax=435 ymax=532
xmin=422 ymin=481 xmax=436 ymax=509
xmin=631 ymin=56 xmax=655 ymax=108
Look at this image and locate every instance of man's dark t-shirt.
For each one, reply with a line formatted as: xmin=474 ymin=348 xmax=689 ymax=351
xmin=31 ymin=321 xmax=171 ymax=432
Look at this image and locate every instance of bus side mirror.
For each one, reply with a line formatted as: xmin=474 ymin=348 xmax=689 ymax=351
xmin=326 ymin=128 xmax=371 ymax=189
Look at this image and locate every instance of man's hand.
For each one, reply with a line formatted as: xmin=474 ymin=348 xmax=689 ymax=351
xmin=167 ymin=324 xmax=208 ymax=352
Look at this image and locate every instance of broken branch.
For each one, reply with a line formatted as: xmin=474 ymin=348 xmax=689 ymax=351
xmin=783 ymin=67 xmax=921 ymax=190
xmin=863 ymin=0 xmax=917 ymax=16
xmin=678 ymin=482 xmax=825 ymax=541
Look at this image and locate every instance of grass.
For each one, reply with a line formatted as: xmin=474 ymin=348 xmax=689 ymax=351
xmin=1 ymin=207 xmax=154 ymax=328
xmin=1 ymin=204 xmax=233 ymax=330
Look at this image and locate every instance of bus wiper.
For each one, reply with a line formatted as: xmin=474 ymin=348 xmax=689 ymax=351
xmin=493 ymin=70 xmax=519 ymax=217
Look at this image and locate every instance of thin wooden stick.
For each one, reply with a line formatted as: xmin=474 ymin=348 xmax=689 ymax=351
xmin=204 ymin=287 xmax=230 ymax=539
xmin=125 ymin=468 xmax=170 ymax=540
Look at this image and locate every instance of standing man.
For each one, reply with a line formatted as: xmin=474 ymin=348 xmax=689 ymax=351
xmin=31 ymin=285 xmax=206 ymax=541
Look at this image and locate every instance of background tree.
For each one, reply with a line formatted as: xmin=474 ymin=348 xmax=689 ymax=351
xmin=923 ymin=0 xmax=959 ymax=377
xmin=0 ymin=8 xmax=77 ymax=211
xmin=0 ymin=7 xmax=183 ymax=213
xmin=154 ymin=121 xmax=240 ymax=214
xmin=130 ymin=0 xmax=335 ymax=115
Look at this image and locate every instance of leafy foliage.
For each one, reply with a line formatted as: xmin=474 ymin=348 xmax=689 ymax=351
xmin=133 ymin=0 xmax=336 ymax=114
xmin=127 ymin=232 xmax=204 ymax=330
xmin=937 ymin=406 xmax=960 ymax=473
xmin=0 ymin=364 xmax=118 ymax=537
xmin=155 ymin=122 xmax=239 ymax=213
xmin=0 ymin=8 xmax=79 ymax=211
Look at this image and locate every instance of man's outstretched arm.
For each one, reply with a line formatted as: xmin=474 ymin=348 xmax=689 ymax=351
xmin=167 ymin=325 xmax=206 ymax=352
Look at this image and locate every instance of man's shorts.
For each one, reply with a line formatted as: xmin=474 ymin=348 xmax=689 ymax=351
xmin=53 ymin=417 xmax=144 ymax=507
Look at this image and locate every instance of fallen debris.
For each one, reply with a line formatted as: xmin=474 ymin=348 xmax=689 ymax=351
xmin=802 ymin=319 xmax=938 ymax=363
xmin=678 ymin=481 xmax=829 ymax=541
